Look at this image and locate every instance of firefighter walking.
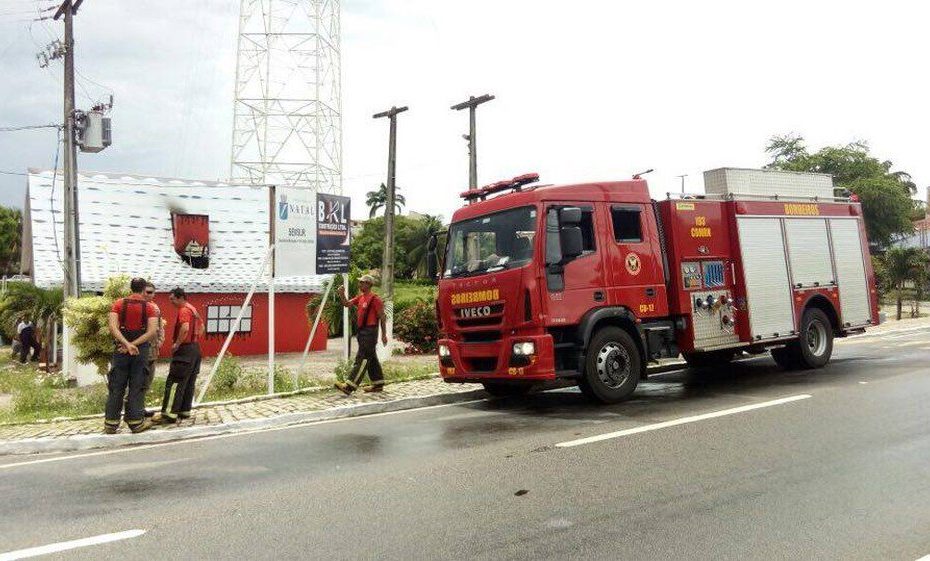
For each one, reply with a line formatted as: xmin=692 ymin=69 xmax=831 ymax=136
xmin=105 ymin=278 xmax=159 ymax=434
xmin=154 ymin=288 xmax=204 ymax=424
xmin=335 ymin=274 xmax=388 ymax=395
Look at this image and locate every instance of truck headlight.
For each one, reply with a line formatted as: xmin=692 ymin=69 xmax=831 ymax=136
xmin=438 ymin=344 xmax=451 ymax=357
xmin=512 ymin=341 xmax=536 ymax=356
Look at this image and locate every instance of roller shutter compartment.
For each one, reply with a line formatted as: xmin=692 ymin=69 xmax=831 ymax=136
xmin=737 ymin=217 xmax=795 ymax=339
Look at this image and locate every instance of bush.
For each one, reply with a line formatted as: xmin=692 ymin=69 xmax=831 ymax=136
xmin=211 ymin=355 xmax=245 ymax=391
xmin=63 ymin=275 xmax=131 ymax=375
xmin=394 ymin=300 xmax=438 ymax=354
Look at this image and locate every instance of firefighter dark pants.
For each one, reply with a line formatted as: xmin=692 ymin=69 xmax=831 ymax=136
xmin=106 ymin=345 xmax=149 ymax=427
xmin=126 ymin=360 xmax=156 ymax=412
xmin=347 ymin=326 xmax=383 ymax=389
xmin=19 ymin=331 xmax=40 ymax=363
xmin=161 ymin=343 xmax=201 ymax=420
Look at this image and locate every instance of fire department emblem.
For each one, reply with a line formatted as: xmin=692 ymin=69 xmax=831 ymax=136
xmin=625 ymin=253 xmax=642 ymax=276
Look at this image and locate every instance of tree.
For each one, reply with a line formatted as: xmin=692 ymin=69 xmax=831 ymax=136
xmin=365 ymin=183 xmax=406 ymax=218
xmin=404 ymin=214 xmax=444 ymax=278
xmin=765 ymin=134 xmax=918 ymax=248
xmin=0 ymin=281 xmax=63 ymax=367
xmin=882 ymin=247 xmax=928 ymax=320
xmin=0 ymin=206 xmax=22 ymax=277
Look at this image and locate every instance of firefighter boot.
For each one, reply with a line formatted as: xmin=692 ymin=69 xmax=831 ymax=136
xmin=334 ymin=381 xmax=354 ymax=396
xmin=128 ymin=419 xmax=154 ymax=434
xmin=362 ymin=384 xmax=384 ymax=393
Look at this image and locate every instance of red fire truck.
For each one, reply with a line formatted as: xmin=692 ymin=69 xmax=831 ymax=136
xmin=429 ymin=168 xmax=879 ymax=403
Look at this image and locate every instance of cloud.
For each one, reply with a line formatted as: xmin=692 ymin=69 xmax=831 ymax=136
xmin=1 ymin=0 xmax=928 ymax=217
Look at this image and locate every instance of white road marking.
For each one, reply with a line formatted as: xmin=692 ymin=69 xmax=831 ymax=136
xmin=555 ymin=394 xmax=812 ymax=448
xmin=0 ymin=529 xmax=145 ymax=560
xmin=859 ymin=381 xmax=869 ymax=385
xmin=0 ymin=399 xmax=486 ymax=471
xmin=913 ymin=555 xmax=930 ymax=561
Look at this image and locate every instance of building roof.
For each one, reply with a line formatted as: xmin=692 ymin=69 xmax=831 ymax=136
xmin=23 ymin=169 xmax=329 ymax=293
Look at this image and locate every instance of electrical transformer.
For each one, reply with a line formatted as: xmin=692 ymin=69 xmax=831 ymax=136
xmin=78 ymin=110 xmax=111 ymax=153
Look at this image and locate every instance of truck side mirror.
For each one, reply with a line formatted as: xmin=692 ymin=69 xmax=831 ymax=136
xmin=427 ymin=251 xmax=438 ymax=280
xmin=426 ymin=233 xmax=439 ymax=280
xmin=560 ymin=226 xmax=583 ymax=259
xmin=559 ymin=207 xmax=582 ymax=225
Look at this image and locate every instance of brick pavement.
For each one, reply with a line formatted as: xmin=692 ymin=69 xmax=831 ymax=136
xmin=0 ymin=377 xmax=475 ymax=442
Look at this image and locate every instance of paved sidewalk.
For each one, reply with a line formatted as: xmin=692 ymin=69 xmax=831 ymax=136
xmin=0 ymin=377 xmax=480 ymax=451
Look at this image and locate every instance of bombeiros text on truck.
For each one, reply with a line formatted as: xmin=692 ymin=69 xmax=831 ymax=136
xmin=425 ymin=168 xmax=880 ymax=403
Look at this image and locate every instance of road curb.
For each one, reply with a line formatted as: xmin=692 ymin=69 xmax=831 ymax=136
xmin=0 ymin=388 xmax=488 ymax=456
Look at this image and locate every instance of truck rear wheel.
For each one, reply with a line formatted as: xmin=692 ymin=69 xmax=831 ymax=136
xmin=771 ymin=308 xmax=833 ymax=370
xmin=482 ymin=382 xmax=533 ymax=398
xmin=579 ymin=326 xmax=641 ymax=404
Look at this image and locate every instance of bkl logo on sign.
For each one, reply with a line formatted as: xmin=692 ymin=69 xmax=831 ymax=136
xmin=318 ymin=198 xmax=348 ymax=225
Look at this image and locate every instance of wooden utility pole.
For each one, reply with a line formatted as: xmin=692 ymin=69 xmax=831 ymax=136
xmin=451 ymin=94 xmax=494 ymax=190
xmin=373 ymin=105 xmax=408 ymax=349
xmin=54 ymin=0 xmax=84 ymax=299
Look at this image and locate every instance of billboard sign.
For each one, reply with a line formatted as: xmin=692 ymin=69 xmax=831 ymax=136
xmin=273 ymin=187 xmax=317 ymax=277
xmin=316 ymin=193 xmax=351 ymax=274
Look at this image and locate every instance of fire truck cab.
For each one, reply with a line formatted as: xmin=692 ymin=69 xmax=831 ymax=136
xmin=432 ymin=169 xmax=879 ymax=404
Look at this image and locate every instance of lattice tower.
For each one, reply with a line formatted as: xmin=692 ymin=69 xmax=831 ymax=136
xmin=231 ymin=0 xmax=341 ymax=193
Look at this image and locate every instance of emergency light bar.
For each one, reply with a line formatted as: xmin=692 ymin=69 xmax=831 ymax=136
xmin=459 ymin=173 xmax=540 ymax=202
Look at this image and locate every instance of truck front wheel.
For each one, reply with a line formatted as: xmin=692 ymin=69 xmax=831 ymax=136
xmin=579 ymin=327 xmax=641 ymax=404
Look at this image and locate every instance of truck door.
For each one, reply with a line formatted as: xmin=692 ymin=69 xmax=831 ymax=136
xmin=543 ymin=203 xmax=604 ymax=326
xmin=605 ymin=204 xmax=667 ymax=317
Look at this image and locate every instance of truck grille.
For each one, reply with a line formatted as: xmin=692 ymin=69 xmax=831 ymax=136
xmin=462 ymin=330 xmax=502 ymax=343
xmin=465 ymin=357 xmax=498 ymax=372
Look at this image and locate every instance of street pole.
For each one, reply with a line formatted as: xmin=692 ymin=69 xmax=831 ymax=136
xmin=54 ymin=0 xmax=84 ymax=379
xmin=55 ymin=0 xmax=83 ymax=299
xmin=677 ymin=174 xmax=688 ymax=194
xmin=373 ymin=106 xmax=408 ymax=353
xmin=451 ymin=94 xmax=494 ymax=190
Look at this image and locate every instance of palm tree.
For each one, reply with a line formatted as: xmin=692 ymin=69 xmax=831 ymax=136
xmin=883 ymin=247 xmax=928 ymax=320
xmin=405 ymin=214 xmax=444 ymax=278
xmin=365 ymin=183 xmax=406 ymax=218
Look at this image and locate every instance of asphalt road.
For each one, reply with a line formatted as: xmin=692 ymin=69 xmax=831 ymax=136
xmin=2 ymin=327 xmax=930 ymax=561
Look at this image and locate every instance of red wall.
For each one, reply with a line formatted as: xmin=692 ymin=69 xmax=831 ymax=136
xmin=151 ymin=292 xmax=328 ymax=358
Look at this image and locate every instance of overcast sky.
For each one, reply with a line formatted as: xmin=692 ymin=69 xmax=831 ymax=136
xmin=1 ymin=0 xmax=928 ymax=219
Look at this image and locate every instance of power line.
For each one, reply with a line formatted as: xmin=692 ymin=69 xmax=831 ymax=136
xmin=0 ymin=123 xmax=61 ymax=132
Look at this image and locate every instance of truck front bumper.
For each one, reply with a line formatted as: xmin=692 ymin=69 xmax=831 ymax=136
xmin=437 ymin=334 xmax=556 ymax=383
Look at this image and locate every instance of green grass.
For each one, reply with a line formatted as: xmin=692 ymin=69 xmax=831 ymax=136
xmin=393 ymin=281 xmax=436 ymax=308
xmin=0 ymin=352 xmax=439 ymax=425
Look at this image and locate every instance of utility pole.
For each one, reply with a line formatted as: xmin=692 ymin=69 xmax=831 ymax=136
xmin=373 ymin=105 xmax=408 ymax=352
xmin=676 ymin=174 xmax=688 ymax=194
xmin=54 ymin=0 xmax=84 ymax=299
xmin=451 ymin=94 xmax=494 ymax=190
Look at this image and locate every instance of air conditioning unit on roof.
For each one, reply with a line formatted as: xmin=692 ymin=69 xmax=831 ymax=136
xmin=703 ymin=168 xmax=834 ymax=199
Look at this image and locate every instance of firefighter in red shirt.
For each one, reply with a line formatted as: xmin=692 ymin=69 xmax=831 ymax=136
xmin=335 ymin=274 xmax=388 ymax=395
xmin=154 ymin=288 xmax=204 ymax=424
xmin=106 ymin=277 xmax=159 ymax=434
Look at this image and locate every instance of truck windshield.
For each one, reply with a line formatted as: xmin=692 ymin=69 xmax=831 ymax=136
xmin=444 ymin=206 xmax=538 ymax=278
